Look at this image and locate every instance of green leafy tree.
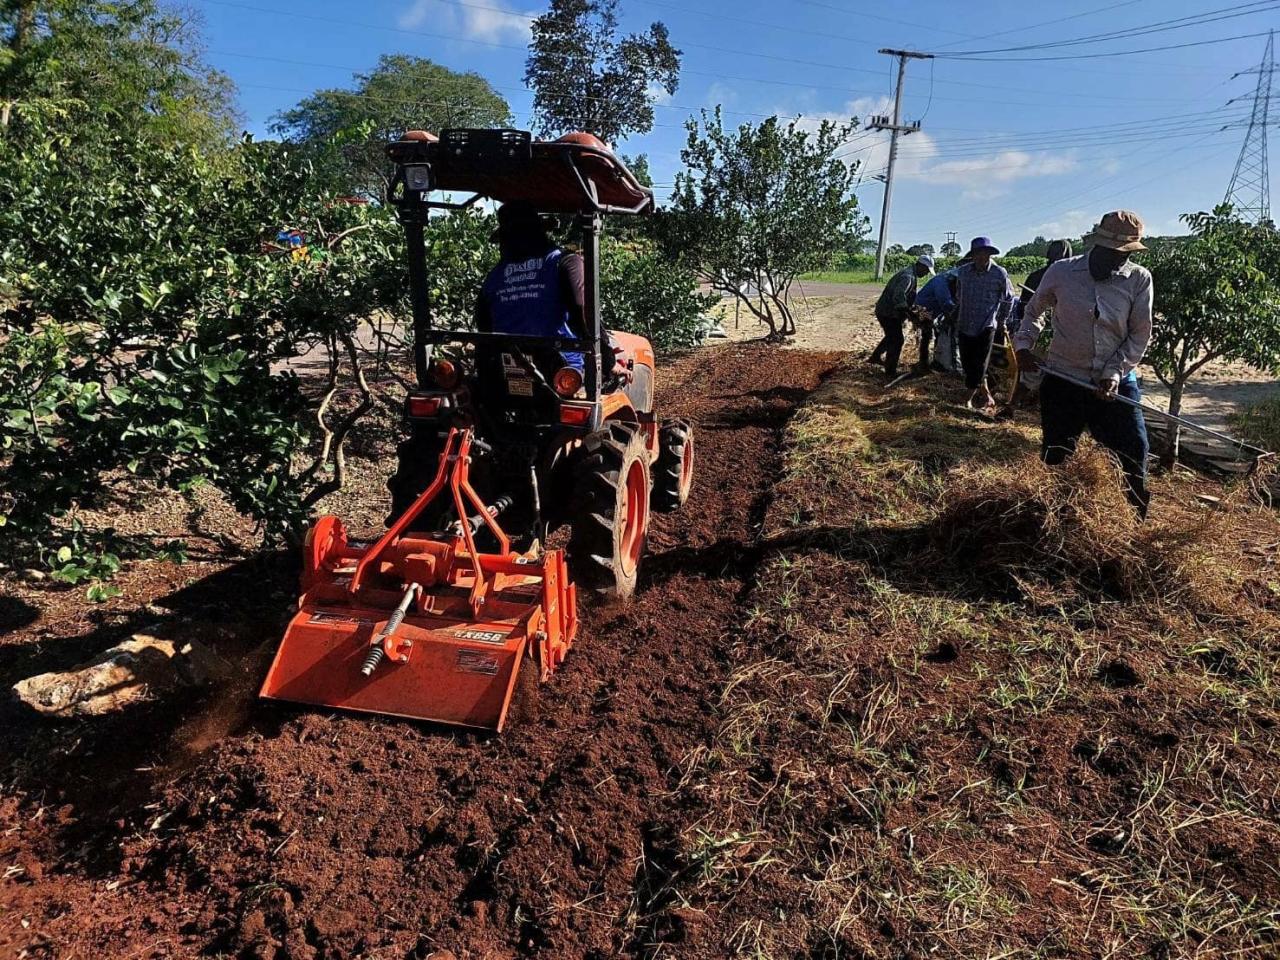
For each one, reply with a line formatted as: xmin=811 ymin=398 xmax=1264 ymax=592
xmin=1 ymin=0 xmax=238 ymax=147
xmin=667 ymin=109 xmax=867 ymax=340
xmin=272 ymin=54 xmax=511 ymax=196
xmin=525 ymin=0 xmax=680 ymax=144
xmin=1006 ymin=235 xmax=1051 ymax=258
xmin=1146 ymin=206 xmax=1280 ymax=463
xmin=621 ymin=152 xmax=652 ymax=187
xmin=601 ymin=237 xmax=715 ymax=351
xmin=0 ymin=103 xmax=501 ymax=573
xmin=907 ymin=243 xmax=934 ymax=257
xmin=940 ymin=240 xmax=961 ymax=257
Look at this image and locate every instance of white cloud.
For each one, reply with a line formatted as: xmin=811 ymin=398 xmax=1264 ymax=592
xmin=1031 ymin=209 xmax=1097 ymax=238
xmin=399 ymin=0 xmax=533 ymax=42
xmin=925 ymin=150 xmax=1078 ymax=186
xmin=961 ymin=185 xmax=1010 ymax=202
xmin=646 ymin=80 xmax=674 ymax=107
xmin=705 ymin=81 xmax=739 ymax=110
xmin=712 ymin=91 xmax=1079 ymax=201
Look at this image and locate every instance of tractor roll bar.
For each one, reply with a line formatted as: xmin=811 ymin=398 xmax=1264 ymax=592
xmin=386 ymin=129 xmax=650 ymax=396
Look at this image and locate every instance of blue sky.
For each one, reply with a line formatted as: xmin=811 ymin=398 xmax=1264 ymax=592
xmin=194 ymin=0 xmax=1273 ymax=248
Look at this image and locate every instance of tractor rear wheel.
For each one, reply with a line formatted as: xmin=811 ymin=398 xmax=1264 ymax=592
xmin=651 ymin=418 xmax=694 ymax=512
xmin=385 ymin=428 xmax=447 ymax=530
xmin=569 ymin=422 xmax=650 ymax=600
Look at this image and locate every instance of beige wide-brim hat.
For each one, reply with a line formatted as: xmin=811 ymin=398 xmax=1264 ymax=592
xmin=1088 ymin=210 xmax=1147 ymax=252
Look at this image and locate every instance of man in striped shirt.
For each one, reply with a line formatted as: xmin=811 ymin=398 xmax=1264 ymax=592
xmin=953 ymin=237 xmax=1015 ymax=412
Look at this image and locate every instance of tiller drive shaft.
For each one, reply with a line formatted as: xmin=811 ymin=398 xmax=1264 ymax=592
xmin=260 ymin=428 xmax=578 ymax=731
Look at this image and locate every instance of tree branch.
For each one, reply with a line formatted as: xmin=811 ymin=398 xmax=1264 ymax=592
xmin=300 ymin=331 xmax=376 ymax=510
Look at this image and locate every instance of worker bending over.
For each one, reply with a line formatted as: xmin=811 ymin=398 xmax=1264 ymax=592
xmin=914 ymin=265 xmax=961 ymax=374
xmin=871 ymin=254 xmax=933 ymax=381
xmin=1015 ymin=210 xmax=1154 ymax=517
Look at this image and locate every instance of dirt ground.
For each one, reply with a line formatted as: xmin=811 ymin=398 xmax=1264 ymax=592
xmin=4 ymin=334 xmax=1279 ymax=958
xmin=660 ymin=363 xmax=1280 ymax=957
xmin=721 ymin=282 xmax=1279 ymax=433
xmin=0 ymin=345 xmax=842 ymax=960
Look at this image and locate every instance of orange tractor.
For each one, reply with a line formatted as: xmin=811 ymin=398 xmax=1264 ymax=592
xmin=260 ymin=129 xmax=694 ymax=731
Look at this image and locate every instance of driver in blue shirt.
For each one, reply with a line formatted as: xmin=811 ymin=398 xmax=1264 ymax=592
xmin=476 ymin=201 xmax=620 ymax=381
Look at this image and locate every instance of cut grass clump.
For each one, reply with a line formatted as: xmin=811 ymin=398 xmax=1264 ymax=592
xmin=926 ymin=445 xmax=1230 ymax=609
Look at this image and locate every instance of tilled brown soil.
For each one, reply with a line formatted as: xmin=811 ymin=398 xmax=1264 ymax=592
xmin=1 ymin=345 xmax=841 ymax=960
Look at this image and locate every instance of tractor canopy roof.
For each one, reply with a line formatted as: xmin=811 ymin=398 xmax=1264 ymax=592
xmin=386 ymin=128 xmax=654 ymax=216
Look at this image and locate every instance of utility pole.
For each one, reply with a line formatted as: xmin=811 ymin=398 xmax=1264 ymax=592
xmin=1225 ymin=30 xmax=1275 ymax=224
xmin=869 ymin=48 xmax=932 ymax=280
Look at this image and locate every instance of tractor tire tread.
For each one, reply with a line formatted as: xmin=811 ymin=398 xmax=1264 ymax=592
xmin=652 ymin=418 xmax=694 ymax=513
xmin=569 ymin=422 xmax=649 ymax=600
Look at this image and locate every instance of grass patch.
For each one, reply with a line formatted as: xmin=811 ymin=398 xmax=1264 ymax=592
xmin=652 ymin=360 xmax=1280 ymax=958
xmin=1233 ymin=392 xmax=1280 ymax=453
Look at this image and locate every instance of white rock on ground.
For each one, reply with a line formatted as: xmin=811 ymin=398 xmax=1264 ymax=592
xmin=11 ymin=634 xmax=228 ymax=718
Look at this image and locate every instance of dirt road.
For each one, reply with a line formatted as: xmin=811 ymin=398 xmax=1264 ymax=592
xmin=1 ymin=345 xmax=842 ymax=960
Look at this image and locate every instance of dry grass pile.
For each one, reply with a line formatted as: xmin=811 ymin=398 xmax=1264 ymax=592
xmin=660 ymin=364 xmax=1280 ymax=959
xmin=927 ymin=445 xmax=1233 ymax=610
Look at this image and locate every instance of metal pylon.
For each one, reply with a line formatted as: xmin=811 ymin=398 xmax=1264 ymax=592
xmin=1225 ymin=31 xmax=1274 ymax=224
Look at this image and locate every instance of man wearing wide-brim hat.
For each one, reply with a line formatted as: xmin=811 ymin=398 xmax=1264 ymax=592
xmin=1014 ymin=210 xmax=1155 ymax=517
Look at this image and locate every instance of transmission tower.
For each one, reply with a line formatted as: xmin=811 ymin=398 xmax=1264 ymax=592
xmin=1225 ymin=31 xmax=1274 ymax=224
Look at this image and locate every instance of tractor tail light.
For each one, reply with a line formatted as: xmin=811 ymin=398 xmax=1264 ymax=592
xmin=431 ymin=360 xmax=460 ymax=390
xmin=408 ymin=396 xmax=442 ymax=418
xmin=559 ymin=403 xmax=593 ymax=426
xmin=553 ymin=367 xmax=584 ymax=397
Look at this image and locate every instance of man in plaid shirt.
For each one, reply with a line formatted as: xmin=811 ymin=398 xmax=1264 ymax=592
xmin=954 ymin=237 xmax=1015 ymax=412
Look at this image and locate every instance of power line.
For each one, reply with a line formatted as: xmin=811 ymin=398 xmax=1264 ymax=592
xmin=197 ymin=0 xmax=1224 ymax=110
xmin=929 ymin=0 xmax=1156 ymax=51
xmin=209 ymin=49 xmax=838 ymax=125
xmin=194 ymin=0 xmax=1245 ymax=128
xmin=785 ymin=0 xmax=979 ymax=39
xmin=904 ymin=104 xmax=1242 ymax=144
xmin=943 ymin=135 xmax=1235 ymax=238
xmin=930 ymin=29 xmax=1273 ymax=62
xmin=894 ymin=113 xmax=1249 ymax=158
xmin=902 ymin=125 xmax=1245 ymax=164
xmin=938 ymin=0 xmax=1280 ymax=56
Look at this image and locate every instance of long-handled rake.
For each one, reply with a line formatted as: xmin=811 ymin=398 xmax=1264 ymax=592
xmin=1038 ymin=364 xmax=1272 ymax=462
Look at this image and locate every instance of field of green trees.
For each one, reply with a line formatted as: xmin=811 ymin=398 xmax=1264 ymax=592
xmin=0 ymin=0 xmax=868 ymax=594
xmin=4 ymin=0 xmax=1280 ymax=596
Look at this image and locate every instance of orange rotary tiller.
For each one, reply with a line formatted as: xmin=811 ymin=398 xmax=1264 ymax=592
xmin=260 ymin=428 xmax=578 ymax=731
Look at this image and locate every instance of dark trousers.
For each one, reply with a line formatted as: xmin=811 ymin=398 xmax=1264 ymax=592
xmin=1040 ymin=374 xmax=1150 ymax=517
xmin=870 ymin=313 xmax=906 ymax=376
xmin=958 ymin=328 xmax=996 ymax=390
xmin=916 ymin=317 xmax=934 ymax=369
